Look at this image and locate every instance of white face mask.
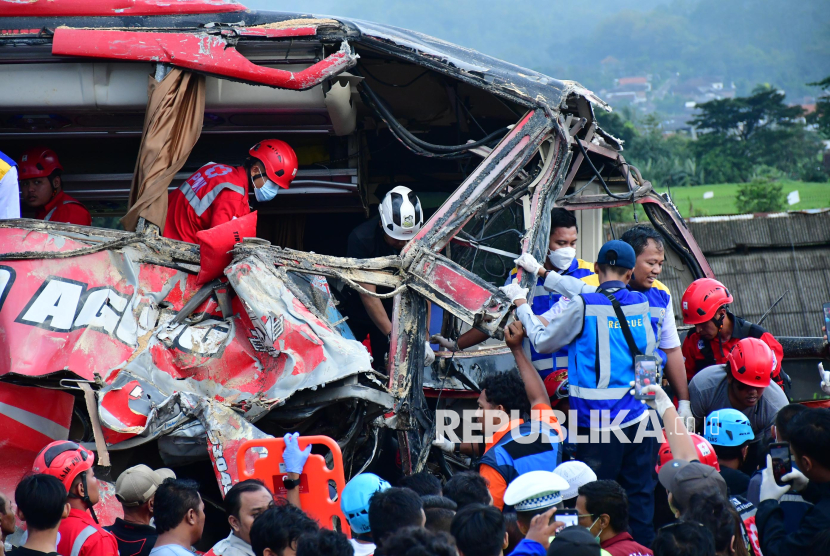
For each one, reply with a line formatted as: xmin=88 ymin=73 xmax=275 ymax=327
xmin=547 ymin=246 xmax=576 ymax=271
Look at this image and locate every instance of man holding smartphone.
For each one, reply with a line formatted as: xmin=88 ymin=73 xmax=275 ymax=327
xmin=756 ymin=408 xmax=830 ymax=555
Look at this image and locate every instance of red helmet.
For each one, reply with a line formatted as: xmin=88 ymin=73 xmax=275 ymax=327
xmin=543 ymin=369 xmax=569 ymax=408
xmin=656 ymin=434 xmax=720 ymax=473
xmin=248 ymin=139 xmax=298 ymax=189
xmin=32 ymin=440 xmax=95 ymax=492
xmin=727 ymin=337 xmax=774 ymax=388
xmin=681 ymin=278 xmax=733 ymax=325
xmin=17 ymin=147 xmax=63 ymax=180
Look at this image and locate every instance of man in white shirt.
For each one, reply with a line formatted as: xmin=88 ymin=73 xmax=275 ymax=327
xmin=149 ymin=480 xmax=204 ymax=556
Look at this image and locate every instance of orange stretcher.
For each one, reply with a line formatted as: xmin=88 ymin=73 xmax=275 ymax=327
xmin=236 ymin=435 xmax=351 ymax=535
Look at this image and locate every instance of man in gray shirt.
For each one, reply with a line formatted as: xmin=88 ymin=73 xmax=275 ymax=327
xmin=689 ymin=337 xmax=788 ymax=442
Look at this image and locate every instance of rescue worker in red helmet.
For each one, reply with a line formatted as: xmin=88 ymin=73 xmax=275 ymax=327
xmin=680 ymin=277 xmax=788 ymax=392
xmin=32 ymin=440 xmax=119 ymax=556
xmin=689 ymin=337 xmax=788 ymax=453
xmin=163 ymin=139 xmax=298 ymax=243
xmin=17 ymin=147 xmax=91 ymax=226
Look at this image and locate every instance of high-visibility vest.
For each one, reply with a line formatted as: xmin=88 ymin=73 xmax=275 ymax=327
xmin=568 ymin=287 xmax=657 ymax=428
xmin=478 ymin=421 xmax=561 ymax=486
xmin=507 ymin=258 xmax=595 ymax=378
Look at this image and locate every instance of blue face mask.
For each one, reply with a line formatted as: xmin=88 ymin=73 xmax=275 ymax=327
xmin=253 ymin=173 xmax=280 ymax=202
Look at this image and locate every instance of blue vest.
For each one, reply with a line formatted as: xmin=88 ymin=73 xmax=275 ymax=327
xmin=478 ymin=421 xmax=561 ymax=485
xmin=507 ymin=258 xmax=595 ymax=379
xmin=568 ymin=285 xmax=658 ymax=428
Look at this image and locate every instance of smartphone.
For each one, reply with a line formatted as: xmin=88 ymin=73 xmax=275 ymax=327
xmin=634 ymin=355 xmax=660 ymax=400
xmin=769 ymin=442 xmax=793 ymax=486
xmin=555 ymin=509 xmax=579 ymax=529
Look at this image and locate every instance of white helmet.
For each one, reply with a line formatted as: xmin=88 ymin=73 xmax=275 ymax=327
xmin=379 ymin=185 xmax=423 ymax=241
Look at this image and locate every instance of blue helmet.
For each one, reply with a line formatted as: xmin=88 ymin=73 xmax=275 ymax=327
xmin=340 ymin=473 xmax=390 ymax=534
xmin=704 ymin=408 xmax=754 ymax=447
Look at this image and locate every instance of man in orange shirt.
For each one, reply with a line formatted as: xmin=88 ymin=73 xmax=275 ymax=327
xmin=440 ymin=321 xmax=562 ymax=510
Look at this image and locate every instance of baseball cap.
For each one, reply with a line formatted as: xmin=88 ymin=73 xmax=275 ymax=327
xmin=658 ymin=460 xmax=727 ymax=510
xmin=503 ymin=470 xmax=570 ymax=511
xmin=596 ymin=240 xmax=636 ymax=270
xmin=115 ymin=464 xmax=177 ymax=506
xmin=548 ymin=525 xmax=602 ymax=556
xmin=553 ymin=461 xmax=597 ymax=502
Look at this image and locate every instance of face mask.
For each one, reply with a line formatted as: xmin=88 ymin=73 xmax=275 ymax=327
xmin=588 ymin=516 xmax=604 ymax=543
xmin=254 ymin=175 xmax=280 ymax=202
xmin=547 ymin=246 xmax=576 ymax=270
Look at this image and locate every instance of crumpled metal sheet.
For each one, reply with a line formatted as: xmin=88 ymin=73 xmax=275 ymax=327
xmin=0 ymin=225 xmax=374 ymax=455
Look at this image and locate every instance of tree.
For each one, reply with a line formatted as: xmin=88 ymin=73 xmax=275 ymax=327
xmin=689 ymin=85 xmax=820 ymax=181
xmin=808 ymin=76 xmax=830 ymax=139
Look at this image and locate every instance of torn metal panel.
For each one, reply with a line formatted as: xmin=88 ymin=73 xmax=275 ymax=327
xmin=516 ymin=135 xmax=570 ymax=291
xmin=406 ymin=249 xmax=512 ymax=338
xmin=52 ymin=29 xmax=358 ymax=91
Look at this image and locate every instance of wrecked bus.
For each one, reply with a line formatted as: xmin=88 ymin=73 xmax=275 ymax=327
xmin=0 ymin=0 xmax=825 ymax=542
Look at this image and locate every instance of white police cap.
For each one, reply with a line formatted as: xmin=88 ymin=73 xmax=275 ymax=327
xmin=504 ymin=470 xmax=570 ymax=511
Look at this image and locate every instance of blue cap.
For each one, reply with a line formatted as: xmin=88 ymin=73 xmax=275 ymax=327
xmin=596 ymin=240 xmax=636 ymax=270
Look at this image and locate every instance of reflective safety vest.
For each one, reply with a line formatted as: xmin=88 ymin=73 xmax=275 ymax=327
xmin=507 ymin=258 xmax=595 ymax=379
xmin=568 ymin=287 xmax=657 ymax=428
xmin=177 ymin=163 xmax=247 ymax=217
xmin=477 ymin=421 xmax=561 ymax=486
xmin=164 ymin=163 xmax=251 ymax=244
xmin=582 ymin=275 xmax=671 ymax=367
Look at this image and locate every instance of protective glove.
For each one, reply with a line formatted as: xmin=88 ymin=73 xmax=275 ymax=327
xmin=819 ymin=363 xmax=830 ymax=396
xmin=514 ymin=253 xmax=542 ymax=277
xmin=630 ymin=382 xmax=674 ymax=419
xmin=432 ymin=435 xmax=455 ymax=453
xmin=424 ymin=342 xmax=436 ymax=367
xmin=430 ymin=334 xmax=459 ymax=352
xmin=677 ymin=400 xmax=693 ymax=421
xmin=283 ymin=432 xmax=311 ymax=474
xmin=781 ymin=467 xmax=810 ymax=493
xmin=760 ymin=454 xmax=792 ymax=502
xmin=499 ymin=283 xmax=529 ymax=303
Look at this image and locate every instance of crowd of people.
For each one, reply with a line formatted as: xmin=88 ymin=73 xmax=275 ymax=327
xmin=1 ymin=141 xmax=829 ymax=556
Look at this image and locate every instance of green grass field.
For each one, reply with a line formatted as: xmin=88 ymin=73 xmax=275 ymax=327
xmin=654 ymin=181 xmax=830 ymax=218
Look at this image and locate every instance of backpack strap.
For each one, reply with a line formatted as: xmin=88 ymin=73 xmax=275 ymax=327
xmin=598 ymin=289 xmax=643 ymax=365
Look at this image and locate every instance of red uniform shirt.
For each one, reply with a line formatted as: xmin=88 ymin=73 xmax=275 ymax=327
xmin=164 ymin=163 xmax=251 ymax=244
xmin=36 ymin=190 xmax=91 ymax=226
xmin=57 ymin=508 xmax=120 ymax=556
xmin=682 ymin=312 xmax=785 ymax=388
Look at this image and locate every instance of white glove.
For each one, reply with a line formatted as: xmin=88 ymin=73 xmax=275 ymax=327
xmin=514 ymin=253 xmax=542 ymax=276
xmin=760 ymin=454 xmax=792 ymax=502
xmin=819 ymin=363 xmax=830 ymax=395
xmin=499 ymin=283 xmax=529 ymax=303
xmin=630 ymin=382 xmax=674 ymax=418
xmin=432 ymin=435 xmax=455 ymax=453
xmin=430 ymin=334 xmax=459 ymax=352
xmin=781 ymin=467 xmax=810 ymax=493
xmin=677 ymin=400 xmax=693 ymax=420
xmin=424 ymin=341 xmax=435 ymax=366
